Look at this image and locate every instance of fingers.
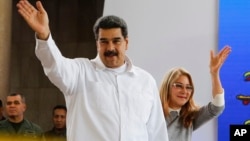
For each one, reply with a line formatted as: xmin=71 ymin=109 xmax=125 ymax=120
xmin=210 ymin=45 xmax=232 ymax=71
xmin=36 ymin=1 xmax=46 ymax=14
xmin=215 ymin=46 xmax=231 ymax=68
xmin=210 ymin=50 xmax=215 ymax=61
xmin=210 ymin=45 xmax=231 ymax=60
xmin=17 ymin=0 xmax=37 ymax=20
xmin=219 ymin=45 xmax=231 ymax=61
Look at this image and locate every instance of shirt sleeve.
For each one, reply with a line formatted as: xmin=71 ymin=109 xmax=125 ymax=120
xmin=212 ymin=89 xmax=225 ymax=107
xmin=34 ymin=34 xmax=80 ymax=94
xmin=146 ymin=79 xmax=169 ymax=141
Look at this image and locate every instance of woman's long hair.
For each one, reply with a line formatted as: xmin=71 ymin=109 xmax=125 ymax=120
xmin=159 ymin=67 xmax=199 ymax=128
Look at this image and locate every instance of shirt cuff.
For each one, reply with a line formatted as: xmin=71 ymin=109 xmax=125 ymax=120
xmin=212 ymin=89 xmax=225 ymax=107
xmin=35 ymin=33 xmax=53 ymax=49
xmin=35 ymin=33 xmax=52 ymax=42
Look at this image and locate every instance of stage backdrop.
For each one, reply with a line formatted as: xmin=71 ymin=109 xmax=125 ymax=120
xmin=218 ymin=0 xmax=250 ymax=141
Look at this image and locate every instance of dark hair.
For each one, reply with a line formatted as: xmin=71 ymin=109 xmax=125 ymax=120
xmin=93 ymin=15 xmax=128 ymax=40
xmin=0 ymin=99 xmax=2 ymax=107
xmin=53 ymin=105 xmax=67 ymax=115
xmin=8 ymin=92 xmax=26 ymax=103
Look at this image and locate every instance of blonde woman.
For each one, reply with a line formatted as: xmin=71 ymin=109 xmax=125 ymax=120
xmin=159 ymin=46 xmax=231 ymax=141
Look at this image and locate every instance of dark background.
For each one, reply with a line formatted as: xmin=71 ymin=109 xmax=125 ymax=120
xmin=11 ymin=0 xmax=104 ymax=131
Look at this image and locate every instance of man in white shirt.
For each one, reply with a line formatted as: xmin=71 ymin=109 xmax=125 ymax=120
xmin=16 ymin=0 xmax=169 ymax=141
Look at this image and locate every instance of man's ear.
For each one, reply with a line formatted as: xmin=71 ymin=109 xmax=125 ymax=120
xmin=125 ymin=37 xmax=129 ymax=50
xmin=23 ymin=103 xmax=27 ymax=112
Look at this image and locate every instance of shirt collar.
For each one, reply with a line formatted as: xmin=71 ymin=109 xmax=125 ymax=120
xmin=169 ymin=108 xmax=181 ymax=115
xmin=91 ymin=54 xmax=136 ymax=75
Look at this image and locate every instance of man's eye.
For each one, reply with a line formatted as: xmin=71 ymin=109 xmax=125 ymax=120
xmin=14 ymin=101 xmax=20 ymax=105
xmin=100 ymin=40 xmax=107 ymax=44
xmin=113 ymin=40 xmax=121 ymax=44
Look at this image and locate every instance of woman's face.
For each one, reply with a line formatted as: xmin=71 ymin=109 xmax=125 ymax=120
xmin=169 ymin=75 xmax=193 ymax=110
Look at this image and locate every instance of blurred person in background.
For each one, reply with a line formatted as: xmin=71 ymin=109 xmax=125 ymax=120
xmin=0 ymin=93 xmax=44 ymax=141
xmin=45 ymin=105 xmax=67 ymax=141
xmin=0 ymin=99 xmax=6 ymax=121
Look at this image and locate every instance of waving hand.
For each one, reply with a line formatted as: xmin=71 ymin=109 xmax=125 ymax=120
xmin=16 ymin=0 xmax=50 ymax=40
xmin=210 ymin=45 xmax=231 ymax=75
xmin=210 ymin=45 xmax=231 ymax=97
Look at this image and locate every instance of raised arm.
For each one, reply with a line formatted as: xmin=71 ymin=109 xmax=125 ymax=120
xmin=16 ymin=0 xmax=50 ymax=40
xmin=210 ymin=45 xmax=231 ymax=98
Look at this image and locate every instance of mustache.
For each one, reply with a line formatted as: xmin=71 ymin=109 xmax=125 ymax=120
xmin=104 ymin=50 xmax=118 ymax=56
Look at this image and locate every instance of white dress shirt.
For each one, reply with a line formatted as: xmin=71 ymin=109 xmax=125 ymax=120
xmin=35 ymin=34 xmax=169 ymax=141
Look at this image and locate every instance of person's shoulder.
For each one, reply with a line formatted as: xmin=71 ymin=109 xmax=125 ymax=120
xmin=44 ymin=128 xmax=54 ymax=135
xmin=0 ymin=119 xmax=7 ymax=124
xmin=132 ymin=66 xmax=155 ymax=78
xmin=0 ymin=116 xmax=6 ymax=121
xmin=0 ymin=120 xmax=11 ymax=134
xmin=133 ymin=65 xmax=148 ymax=73
xmin=74 ymin=57 xmax=94 ymax=67
xmin=23 ymin=119 xmax=43 ymax=132
xmin=75 ymin=57 xmax=90 ymax=62
xmin=0 ymin=119 xmax=9 ymax=128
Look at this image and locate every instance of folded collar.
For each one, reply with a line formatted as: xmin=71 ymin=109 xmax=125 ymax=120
xmin=91 ymin=54 xmax=136 ymax=75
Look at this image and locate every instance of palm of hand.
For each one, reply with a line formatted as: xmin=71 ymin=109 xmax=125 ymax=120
xmin=25 ymin=6 xmax=49 ymax=35
xmin=210 ymin=46 xmax=231 ymax=74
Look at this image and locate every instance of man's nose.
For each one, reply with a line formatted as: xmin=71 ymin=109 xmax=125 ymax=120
xmin=107 ymin=41 xmax=115 ymax=50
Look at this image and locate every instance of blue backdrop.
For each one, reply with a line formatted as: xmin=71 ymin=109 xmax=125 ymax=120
xmin=219 ymin=0 xmax=250 ymax=141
